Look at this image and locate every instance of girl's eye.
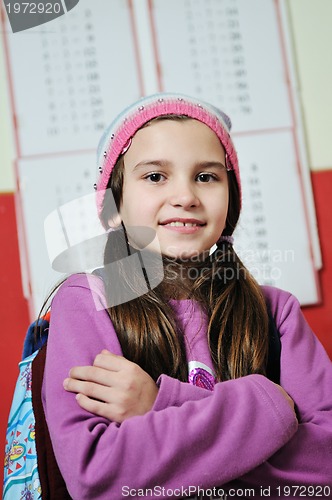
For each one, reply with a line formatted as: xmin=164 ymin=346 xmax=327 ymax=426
xmin=145 ymin=172 xmax=165 ymax=183
xmin=196 ymin=173 xmax=217 ymax=183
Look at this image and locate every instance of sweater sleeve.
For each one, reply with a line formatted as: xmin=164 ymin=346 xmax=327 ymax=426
xmin=228 ymin=287 xmax=332 ymax=494
xmin=42 ymin=275 xmax=298 ymax=500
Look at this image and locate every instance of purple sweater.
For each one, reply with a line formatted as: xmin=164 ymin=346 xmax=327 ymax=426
xmin=42 ymin=274 xmax=332 ymax=499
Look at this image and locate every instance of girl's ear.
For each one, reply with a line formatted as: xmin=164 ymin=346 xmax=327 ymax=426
xmin=107 ymin=212 xmax=122 ymax=229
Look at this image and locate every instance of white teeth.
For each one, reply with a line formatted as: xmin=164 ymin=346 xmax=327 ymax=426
xmin=167 ymin=222 xmax=198 ymax=227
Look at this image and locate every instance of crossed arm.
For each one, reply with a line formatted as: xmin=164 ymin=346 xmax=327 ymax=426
xmin=63 ymin=349 xmax=295 ymax=423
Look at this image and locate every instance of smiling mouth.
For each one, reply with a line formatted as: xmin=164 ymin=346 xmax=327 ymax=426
xmin=164 ymin=221 xmax=203 ymax=227
xmin=159 ymin=218 xmax=206 ymax=228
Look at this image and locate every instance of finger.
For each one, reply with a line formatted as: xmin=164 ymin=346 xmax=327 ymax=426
xmin=273 ymin=383 xmax=296 ymax=413
xmin=63 ymin=377 xmax=88 ymax=394
xmin=63 ymin=377 xmax=92 ymax=395
xmin=93 ymin=352 xmax=134 ymax=372
xmin=64 ymin=378 xmax=116 ymax=404
xmin=99 ymin=349 xmax=127 ymax=361
xmin=75 ymin=394 xmax=115 ymax=421
xmin=75 ymin=393 xmax=129 ymax=423
xmin=67 ymin=365 xmax=118 ymax=388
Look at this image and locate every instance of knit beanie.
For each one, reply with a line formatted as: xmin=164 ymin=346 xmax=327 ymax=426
xmin=95 ymin=92 xmax=240 ymax=225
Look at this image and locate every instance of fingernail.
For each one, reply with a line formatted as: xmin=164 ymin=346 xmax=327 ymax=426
xmin=63 ymin=378 xmax=69 ymax=389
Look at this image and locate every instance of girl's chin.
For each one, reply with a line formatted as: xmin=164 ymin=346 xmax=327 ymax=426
xmin=161 ymin=248 xmax=210 ymax=261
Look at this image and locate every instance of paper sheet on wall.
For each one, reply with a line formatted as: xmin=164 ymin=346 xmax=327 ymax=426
xmin=233 ymin=131 xmax=318 ymax=303
xmin=2 ymin=0 xmax=321 ymax=314
xmin=287 ymin=0 xmax=332 ymax=170
xmin=4 ymin=0 xmax=142 ymax=156
xmin=150 ymin=0 xmax=293 ymax=132
xmin=17 ymin=153 xmax=96 ymax=311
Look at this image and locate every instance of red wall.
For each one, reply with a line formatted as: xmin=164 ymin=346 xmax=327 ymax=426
xmin=301 ymin=171 xmax=332 ymax=353
xmin=1 ymin=170 xmax=331 ymax=486
xmin=1 ymin=193 xmax=30 ymax=487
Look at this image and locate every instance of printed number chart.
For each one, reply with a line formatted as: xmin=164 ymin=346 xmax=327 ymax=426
xmin=1 ymin=0 xmax=321 ymax=315
xmin=148 ymin=0 xmax=320 ymax=304
xmin=4 ymin=0 xmax=142 ymax=156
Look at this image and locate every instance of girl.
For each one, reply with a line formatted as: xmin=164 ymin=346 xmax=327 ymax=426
xmin=43 ymin=93 xmax=332 ymax=499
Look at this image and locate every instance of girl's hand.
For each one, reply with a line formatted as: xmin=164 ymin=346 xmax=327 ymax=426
xmin=63 ymin=350 xmax=158 ymax=423
xmin=273 ymin=383 xmax=296 ymax=415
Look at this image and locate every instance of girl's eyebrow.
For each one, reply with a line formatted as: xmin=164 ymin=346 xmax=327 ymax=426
xmin=132 ymin=160 xmax=226 ymax=171
xmin=133 ymin=160 xmax=170 ymax=171
xmin=196 ymin=161 xmax=227 ymax=170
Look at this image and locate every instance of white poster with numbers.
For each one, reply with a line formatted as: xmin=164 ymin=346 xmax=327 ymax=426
xmin=4 ymin=0 xmax=142 ymax=155
xmin=2 ymin=0 xmax=321 ymax=315
xmin=150 ymin=0 xmax=292 ymax=131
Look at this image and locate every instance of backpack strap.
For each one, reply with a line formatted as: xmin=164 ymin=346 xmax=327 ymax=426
xmin=22 ymin=314 xmax=50 ymax=359
xmin=266 ymin=307 xmax=281 ymax=384
xmin=31 ymin=344 xmax=71 ymax=499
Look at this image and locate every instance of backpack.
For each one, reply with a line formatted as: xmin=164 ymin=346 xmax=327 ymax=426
xmin=3 ymin=288 xmax=281 ymax=499
xmin=3 ymin=317 xmax=71 ymax=500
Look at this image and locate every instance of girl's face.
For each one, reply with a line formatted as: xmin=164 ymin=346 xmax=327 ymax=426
xmin=116 ymin=118 xmax=229 ymax=260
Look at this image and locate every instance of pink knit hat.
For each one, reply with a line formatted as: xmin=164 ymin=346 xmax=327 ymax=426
xmin=95 ymin=93 xmax=240 ymax=224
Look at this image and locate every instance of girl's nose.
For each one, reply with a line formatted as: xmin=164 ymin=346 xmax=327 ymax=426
xmin=168 ymin=181 xmax=200 ymax=209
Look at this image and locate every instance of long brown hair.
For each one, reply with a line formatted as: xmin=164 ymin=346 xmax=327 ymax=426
xmin=101 ymin=116 xmax=269 ymax=382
